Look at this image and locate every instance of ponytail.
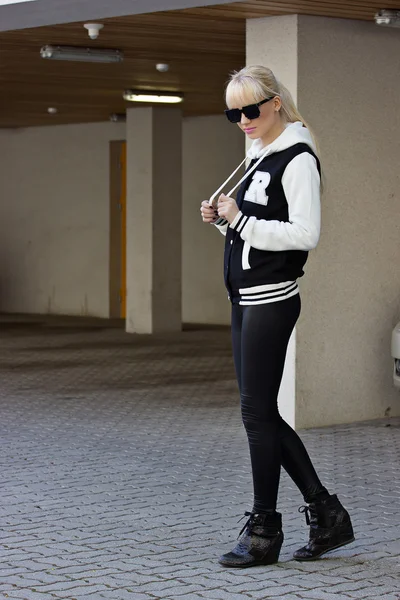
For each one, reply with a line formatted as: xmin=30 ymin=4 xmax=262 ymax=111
xmin=277 ymin=80 xmax=319 ymax=157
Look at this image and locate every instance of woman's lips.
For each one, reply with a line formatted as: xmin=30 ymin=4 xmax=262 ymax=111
xmin=244 ymin=127 xmax=256 ymax=133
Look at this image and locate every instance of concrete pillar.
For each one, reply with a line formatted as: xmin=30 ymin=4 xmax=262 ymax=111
xmin=247 ymin=15 xmax=400 ymax=428
xmin=126 ymin=106 xmax=182 ymax=334
xmin=247 ymin=15 xmax=299 ymax=429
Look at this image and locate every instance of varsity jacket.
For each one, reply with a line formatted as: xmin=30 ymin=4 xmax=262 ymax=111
xmin=213 ymin=122 xmax=321 ymax=305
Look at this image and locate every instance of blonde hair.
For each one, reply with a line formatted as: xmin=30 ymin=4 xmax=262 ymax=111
xmin=225 ymin=65 xmax=320 ymax=157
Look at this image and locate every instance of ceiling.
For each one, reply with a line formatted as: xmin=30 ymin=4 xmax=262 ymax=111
xmin=0 ymin=0 xmax=238 ymax=31
xmin=0 ymin=0 xmax=398 ymax=128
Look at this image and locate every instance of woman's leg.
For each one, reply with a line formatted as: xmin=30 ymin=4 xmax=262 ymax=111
xmin=236 ymin=295 xmax=327 ymax=512
xmin=227 ymin=297 xmax=353 ymax=566
xmin=239 ymin=296 xmax=298 ymax=511
xmin=231 ymin=303 xmax=243 ymax=391
xmin=280 ymin=420 xmax=329 ymax=503
xmin=221 ymin=302 xmax=284 ymax=567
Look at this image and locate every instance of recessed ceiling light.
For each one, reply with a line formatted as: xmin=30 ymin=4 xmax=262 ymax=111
xmin=47 ymin=107 xmax=58 ymax=114
xmin=123 ymin=90 xmax=183 ymax=104
xmin=156 ymin=63 xmax=170 ymax=72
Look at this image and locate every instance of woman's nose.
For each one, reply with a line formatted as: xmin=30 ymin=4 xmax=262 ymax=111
xmin=240 ymin=112 xmax=251 ymax=125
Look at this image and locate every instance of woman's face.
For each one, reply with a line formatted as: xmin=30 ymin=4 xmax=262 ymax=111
xmin=228 ymin=93 xmax=283 ymax=143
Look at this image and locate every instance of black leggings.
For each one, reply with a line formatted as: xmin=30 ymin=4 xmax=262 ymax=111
xmin=231 ymin=294 xmax=328 ymax=513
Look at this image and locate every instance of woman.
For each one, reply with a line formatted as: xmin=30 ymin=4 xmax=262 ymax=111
xmin=200 ymin=65 xmax=354 ymax=568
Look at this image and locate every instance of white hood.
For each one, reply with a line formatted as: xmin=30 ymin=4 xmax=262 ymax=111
xmin=209 ymin=121 xmax=317 ymax=209
xmin=246 ymin=121 xmax=316 ymax=160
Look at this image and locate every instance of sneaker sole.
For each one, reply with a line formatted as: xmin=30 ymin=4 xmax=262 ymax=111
xmin=293 ymin=536 xmax=355 ymax=561
xmin=218 ymin=556 xmax=280 ymax=569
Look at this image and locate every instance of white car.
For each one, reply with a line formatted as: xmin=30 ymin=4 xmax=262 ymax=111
xmin=391 ymin=322 xmax=400 ymax=388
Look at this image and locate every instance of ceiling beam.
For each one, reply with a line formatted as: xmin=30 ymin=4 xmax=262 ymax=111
xmin=0 ymin=0 xmax=238 ymax=31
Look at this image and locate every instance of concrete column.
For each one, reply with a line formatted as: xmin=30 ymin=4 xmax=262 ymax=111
xmin=246 ymin=15 xmax=400 ymax=428
xmin=126 ymin=106 xmax=182 ymax=334
xmin=247 ymin=15 xmax=299 ymax=429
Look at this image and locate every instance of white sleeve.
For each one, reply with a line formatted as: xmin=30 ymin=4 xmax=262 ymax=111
xmin=213 ymin=221 xmax=228 ymax=237
xmin=229 ymin=152 xmax=321 ymax=251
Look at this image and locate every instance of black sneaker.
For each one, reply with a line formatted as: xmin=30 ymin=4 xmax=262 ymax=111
xmin=218 ymin=511 xmax=284 ymax=568
xmin=293 ymin=494 xmax=355 ymax=561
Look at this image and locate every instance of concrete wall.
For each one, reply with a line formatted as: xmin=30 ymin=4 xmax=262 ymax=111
xmin=0 ymin=115 xmax=242 ymax=323
xmin=296 ymin=16 xmax=400 ymax=427
xmin=0 ymin=122 xmax=125 ymax=317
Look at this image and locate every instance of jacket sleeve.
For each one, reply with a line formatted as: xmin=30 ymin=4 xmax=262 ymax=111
xmin=229 ymin=152 xmax=321 ymax=251
xmin=213 ymin=219 xmax=229 ymax=237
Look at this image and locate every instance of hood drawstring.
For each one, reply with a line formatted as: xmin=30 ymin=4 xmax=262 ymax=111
xmin=208 ymin=146 xmax=271 ymax=226
xmin=208 ymin=121 xmax=316 ymax=226
xmin=208 ymin=146 xmax=270 ymax=209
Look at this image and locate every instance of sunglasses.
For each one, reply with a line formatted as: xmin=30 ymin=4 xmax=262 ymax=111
xmin=224 ymin=97 xmax=274 ymax=123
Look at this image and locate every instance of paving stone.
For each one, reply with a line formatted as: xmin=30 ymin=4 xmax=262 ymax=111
xmin=5 ymin=591 xmax=55 ymax=600
xmin=297 ymin=591 xmax=353 ymax=600
xmin=347 ymin=586 xmax=400 ymax=599
xmin=98 ymin=593 xmax=151 ymax=600
xmin=199 ymin=591 xmax=253 ymax=600
xmin=1 ymin=316 xmax=399 ymax=600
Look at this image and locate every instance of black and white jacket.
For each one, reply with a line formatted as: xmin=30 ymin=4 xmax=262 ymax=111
xmin=214 ymin=122 xmax=321 ymax=305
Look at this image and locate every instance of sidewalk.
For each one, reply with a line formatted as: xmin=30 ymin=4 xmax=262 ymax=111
xmin=1 ymin=316 xmax=400 ymax=600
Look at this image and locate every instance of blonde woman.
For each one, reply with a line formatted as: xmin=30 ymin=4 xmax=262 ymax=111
xmin=200 ymin=65 xmax=354 ymax=568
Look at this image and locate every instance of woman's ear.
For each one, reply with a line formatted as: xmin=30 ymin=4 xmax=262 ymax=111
xmin=274 ymin=96 xmax=282 ymax=112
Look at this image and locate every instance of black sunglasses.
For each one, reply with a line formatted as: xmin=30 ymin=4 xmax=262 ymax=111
xmin=224 ymin=97 xmax=274 ymax=123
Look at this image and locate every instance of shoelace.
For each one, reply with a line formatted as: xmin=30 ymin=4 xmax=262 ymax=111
xmin=237 ymin=511 xmax=257 ymax=538
xmin=298 ymin=505 xmax=311 ymax=526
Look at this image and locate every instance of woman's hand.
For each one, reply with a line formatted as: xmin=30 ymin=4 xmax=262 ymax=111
xmin=200 ymin=200 xmax=218 ymax=223
xmin=217 ymin=194 xmax=239 ymax=224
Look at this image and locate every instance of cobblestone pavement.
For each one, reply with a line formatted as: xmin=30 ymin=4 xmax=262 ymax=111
xmin=1 ymin=315 xmax=400 ymax=600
